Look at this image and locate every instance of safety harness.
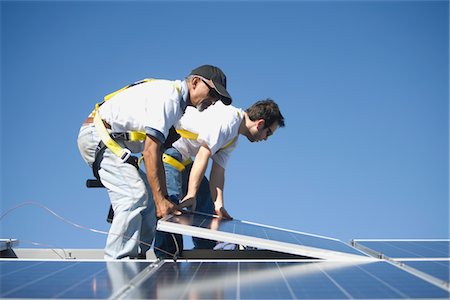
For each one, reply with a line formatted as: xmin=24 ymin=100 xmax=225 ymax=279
xmin=88 ymin=79 xmax=238 ymax=223
xmin=91 ymin=78 xmax=182 ymax=174
xmin=163 ymin=124 xmax=240 ymax=172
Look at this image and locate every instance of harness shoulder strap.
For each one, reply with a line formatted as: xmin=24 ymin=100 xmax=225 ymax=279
xmin=175 ymin=111 xmax=241 ymax=150
xmin=93 ymin=78 xmax=182 ymax=161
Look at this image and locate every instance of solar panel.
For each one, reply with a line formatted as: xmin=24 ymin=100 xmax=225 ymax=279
xmin=122 ymin=260 xmax=450 ymax=299
xmin=2 ymin=259 xmax=449 ymax=299
xmin=0 ymin=260 xmax=154 ymax=299
xmin=157 ymin=212 xmax=369 ymax=260
xmin=353 ymin=239 xmax=450 ymax=259
xmin=352 ymin=239 xmax=450 ymax=290
xmin=0 ymin=239 xmax=18 ymax=252
xmin=401 ymin=260 xmax=450 ymax=284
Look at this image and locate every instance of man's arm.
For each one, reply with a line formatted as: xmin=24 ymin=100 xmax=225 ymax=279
xmin=143 ymin=135 xmax=179 ymax=218
xmin=179 ymin=145 xmax=211 ymax=211
xmin=209 ymin=161 xmax=232 ymax=219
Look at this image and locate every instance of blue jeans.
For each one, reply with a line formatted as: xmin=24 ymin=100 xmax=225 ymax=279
xmin=77 ymin=124 xmax=156 ymax=259
xmin=153 ymin=147 xmax=216 ymax=258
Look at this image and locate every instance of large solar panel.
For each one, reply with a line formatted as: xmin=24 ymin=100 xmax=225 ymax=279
xmin=126 ymin=260 xmax=450 ymax=299
xmin=2 ymin=259 xmax=448 ymax=299
xmin=157 ymin=212 xmax=369 ymax=260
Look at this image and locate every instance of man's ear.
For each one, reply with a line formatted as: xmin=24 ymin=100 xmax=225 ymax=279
xmin=191 ymin=76 xmax=201 ymax=89
xmin=256 ymin=119 xmax=265 ymax=130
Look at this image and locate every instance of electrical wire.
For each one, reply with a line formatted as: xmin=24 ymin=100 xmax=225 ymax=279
xmin=0 ymin=201 xmax=177 ymax=259
xmin=19 ymin=240 xmax=68 ymax=259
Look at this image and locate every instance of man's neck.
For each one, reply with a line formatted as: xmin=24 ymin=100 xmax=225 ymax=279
xmin=238 ymin=112 xmax=249 ymax=136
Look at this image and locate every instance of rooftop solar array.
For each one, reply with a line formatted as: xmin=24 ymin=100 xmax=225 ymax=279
xmin=157 ymin=213 xmax=369 ymax=260
xmin=2 ymin=217 xmax=449 ymax=299
xmin=1 ymin=259 xmax=449 ymax=299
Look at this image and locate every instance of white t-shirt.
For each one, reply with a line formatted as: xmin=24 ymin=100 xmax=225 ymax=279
xmin=97 ymin=79 xmax=188 ymax=152
xmin=173 ymin=102 xmax=244 ymax=169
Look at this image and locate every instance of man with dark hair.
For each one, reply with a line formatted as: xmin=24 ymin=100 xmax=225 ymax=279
xmin=155 ymin=99 xmax=285 ymax=257
xmin=77 ymin=65 xmax=232 ymax=259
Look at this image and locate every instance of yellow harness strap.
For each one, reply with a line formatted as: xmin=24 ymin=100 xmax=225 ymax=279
xmin=162 ymin=112 xmax=242 ymax=172
xmin=93 ymin=78 xmax=181 ymax=162
xmin=175 ymin=111 xmax=241 ymax=150
xmin=93 ymin=111 xmax=132 ymax=162
xmin=175 ymin=129 xmax=199 ymax=140
xmin=103 ymin=78 xmax=155 ymax=101
xmin=162 ymin=154 xmax=193 ymax=172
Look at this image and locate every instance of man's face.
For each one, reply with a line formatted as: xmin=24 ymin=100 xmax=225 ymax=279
xmin=246 ymin=120 xmax=278 ymax=142
xmin=191 ymin=77 xmax=221 ymax=111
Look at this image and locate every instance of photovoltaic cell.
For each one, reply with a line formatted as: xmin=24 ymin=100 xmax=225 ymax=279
xmin=158 ymin=213 xmax=368 ymax=260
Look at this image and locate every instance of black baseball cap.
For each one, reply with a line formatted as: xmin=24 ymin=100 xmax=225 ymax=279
xmin=189 ymin=65 xmax=232 ymax=105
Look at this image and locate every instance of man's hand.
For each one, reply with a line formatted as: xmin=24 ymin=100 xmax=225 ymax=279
xmin=179 ymin=196 xmax=197 ymax=212
xmin=155 ymin=197 xmax=180 ymax=219
xmin=214 ymin=204 xmax=232 ymax=220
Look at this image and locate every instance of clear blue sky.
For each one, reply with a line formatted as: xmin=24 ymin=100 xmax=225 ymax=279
xmin=1 ymin=0 xmax=448 ymax=250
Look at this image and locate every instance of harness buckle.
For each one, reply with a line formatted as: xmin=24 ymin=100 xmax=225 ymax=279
xmin=120 ymin=148 xmax=132 ymax=163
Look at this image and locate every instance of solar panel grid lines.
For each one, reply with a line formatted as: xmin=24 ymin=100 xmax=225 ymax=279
xmin=127 ymin=260 xmax=348 ymax=299
xmin=123 ymin=260 xmax=450 ymax=299
xmin=0 ymin=259 xmax=46 ymax=278
xmin=2 ymin=259 xmax=450 ymax=299
xmin=1 ymin=260 xmax=80 ymax=298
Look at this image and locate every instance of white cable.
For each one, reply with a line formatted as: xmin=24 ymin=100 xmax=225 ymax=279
xmin=18 ymin=240 xmax=68 ymax=259
xmin=0 ymin=201 xmax=175 ymax=258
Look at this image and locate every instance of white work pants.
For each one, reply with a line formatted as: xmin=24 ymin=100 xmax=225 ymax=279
xmin=77 ymin=124 xmax=156 ymax=259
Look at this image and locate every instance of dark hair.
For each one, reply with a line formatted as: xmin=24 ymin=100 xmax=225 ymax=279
xmin=246 ymin=99 xmax=285 ymax=128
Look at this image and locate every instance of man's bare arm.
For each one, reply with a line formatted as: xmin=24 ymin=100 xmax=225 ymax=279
xmin=143 ymin=135 xmax=179 ymax=218
xmin=210 ymin=161 xmax=232 ymax=219
xmin=179 ymin=145 xmax=211 ymax=211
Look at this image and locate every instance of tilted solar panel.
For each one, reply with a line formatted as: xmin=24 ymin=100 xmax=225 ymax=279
xmin=157 ymin=212 xmax=371 ymax=260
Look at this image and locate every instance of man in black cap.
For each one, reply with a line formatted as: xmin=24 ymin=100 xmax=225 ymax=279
xmin=77 ymin=65 xmax=232 ymax=259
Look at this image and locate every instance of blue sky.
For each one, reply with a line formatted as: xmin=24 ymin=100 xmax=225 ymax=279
xmin=1 ymin=0 xmax=448 ymax=251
